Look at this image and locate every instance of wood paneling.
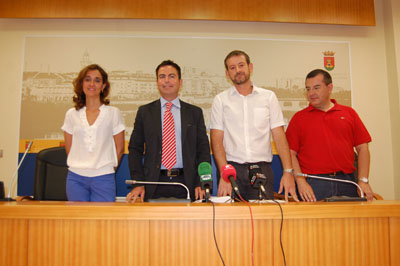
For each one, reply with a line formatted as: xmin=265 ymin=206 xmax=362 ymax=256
xmin=390 ymin=217 xmax=400 ymax=266
xmin=27 ymin=219 xmax=149 ymax=266
xmin=1 ymin=201 xmax=399 ymax=266
xmin=0 ymin=0 xmax=375 ymax=26
xmin=149 ymin=219 xmax=274 ymax=266
xmin=273 ymin=217 xmax=390 ymax=266
xmin=0 ymin=219 xmax=28 ymax=266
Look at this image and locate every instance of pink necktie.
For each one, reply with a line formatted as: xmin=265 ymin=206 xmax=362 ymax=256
xmin=161 ymin=102 xmax=176 ymax=170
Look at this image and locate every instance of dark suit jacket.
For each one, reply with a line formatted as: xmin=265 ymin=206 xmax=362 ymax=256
xmin=128 ymin=99 xmax=211 ymax=200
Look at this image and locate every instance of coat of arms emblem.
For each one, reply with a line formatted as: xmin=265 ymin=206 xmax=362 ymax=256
xmin=323 ymin=51 xmax=335 ymax=71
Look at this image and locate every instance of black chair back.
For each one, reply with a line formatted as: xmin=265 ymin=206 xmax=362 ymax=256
xmin=34 ymin=146 xmax=68 ymax=200
xmin=0 ymin=181 xmax=4 ymax=199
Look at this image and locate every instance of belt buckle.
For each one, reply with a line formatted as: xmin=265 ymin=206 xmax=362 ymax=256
xmin=167 ymin=169 xmax=178 ymax=177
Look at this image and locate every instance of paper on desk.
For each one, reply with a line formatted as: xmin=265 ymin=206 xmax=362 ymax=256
xmin=192 ymin=196 xmax=232 ymax=203
xmin=249 ymin=199 xmax=286 ymax=203
xmin=193 ymin=197 xmax=287 ymax=203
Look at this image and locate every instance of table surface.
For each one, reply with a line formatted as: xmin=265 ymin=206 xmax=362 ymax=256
xmin=1 ymin=200 xmax=399 ymax=220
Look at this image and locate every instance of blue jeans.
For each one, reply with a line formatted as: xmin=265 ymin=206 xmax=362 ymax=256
xmin=307 ymin=173 xmax=358 ymax=201
xmin=66 ymin=171 xmax=116 ymax=202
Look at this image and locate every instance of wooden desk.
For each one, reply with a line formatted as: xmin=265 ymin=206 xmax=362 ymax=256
xmin=1 ymin=201 xmax=399 ymax=266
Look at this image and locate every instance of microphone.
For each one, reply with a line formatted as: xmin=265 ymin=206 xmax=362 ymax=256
xmin=296 ymin=173 xmax=366 ymax=199
xmin=221 ymin=164 xmax=241 ymax=197
xmin=198 ymin=162 xmax=213 ymax=202
xmin=1 ymin=140 xmax=33 ymax=201
xmin=125 ymin=179 xmax=191 ymax=202
xmin=248 ymin=164 xmax=268 ymax=199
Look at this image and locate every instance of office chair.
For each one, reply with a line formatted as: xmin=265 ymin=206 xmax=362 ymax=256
xmin=32 ymin=146 xmax=68 ymax=200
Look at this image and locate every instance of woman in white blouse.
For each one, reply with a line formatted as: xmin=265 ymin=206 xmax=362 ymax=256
xmin=62 ymin=64 xmax=125 ymax=202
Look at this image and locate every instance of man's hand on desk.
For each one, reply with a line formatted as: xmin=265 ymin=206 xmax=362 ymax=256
xmin=296 ymin=177 xmax=316 ymax=202
xmin=279 ymin=172 xmax=299 ymax=202
xmin=358 ymin=182 xmax=374 ymax=201
xmin=217 ymin=178 xmax=232 ymax=197
xmin=195 ymin=186 xmax=205 ymax=200
xmin=126 ymin=186 xmax=145 ymax=203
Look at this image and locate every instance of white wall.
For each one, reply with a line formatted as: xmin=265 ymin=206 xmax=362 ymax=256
xmin=0 ymin=0 xmax=399 ymax=199
xmin=387 ymin=0 xmax=400 ymax=199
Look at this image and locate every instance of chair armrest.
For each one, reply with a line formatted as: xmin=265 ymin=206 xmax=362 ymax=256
xmin=16 ymin=196 xmax=34 ymax=201
xmin=373 ymin=193 xmax=383 ymax=200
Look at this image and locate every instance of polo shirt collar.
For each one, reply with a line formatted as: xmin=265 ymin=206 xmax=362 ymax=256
xmin=307 ymin=99 xmax=340 ymax=112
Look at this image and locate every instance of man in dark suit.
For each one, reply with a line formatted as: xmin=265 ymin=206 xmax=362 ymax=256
xmin=126 ymin=60 xmax=211 ymax=202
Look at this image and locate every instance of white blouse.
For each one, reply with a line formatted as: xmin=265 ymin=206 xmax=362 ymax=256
xmin=61 ymin=105 xmax=125 ymax=177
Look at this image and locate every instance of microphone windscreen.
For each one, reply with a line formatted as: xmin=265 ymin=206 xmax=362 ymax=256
xmin=249 ymin=164 xmax=261 ymax=178
xmin=198 ymin=162 xmax=212 ymax=176
xmin=221 ymin=164 xmax=236 ymax=183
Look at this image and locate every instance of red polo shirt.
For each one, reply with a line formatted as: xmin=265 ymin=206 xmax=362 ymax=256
xmin=286 ymin=99 xmax=371 ymax=174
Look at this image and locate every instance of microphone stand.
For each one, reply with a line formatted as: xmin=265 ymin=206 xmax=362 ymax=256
xmin=125 ymin=180 xmax=191 ymax=202
xmin=204 ymin=187 xmax=210 ymax=203
xmin=296 ymin=173 xmax=365 ymax=199
xmin=248 ymin=166 xmax=268 ymax=200
xmin=1 ymin=141 xmax=33 ymax=201
xmin=258 ymin=185 xmax=267 ymax=200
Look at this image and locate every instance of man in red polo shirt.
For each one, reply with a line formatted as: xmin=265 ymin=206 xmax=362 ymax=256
xmin=286 ymin=69 xmax=374 ymax=201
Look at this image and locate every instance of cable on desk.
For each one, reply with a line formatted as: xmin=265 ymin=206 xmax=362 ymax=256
xmin=272 ymin=199 xmax=286 ymax=266
xmin=212 ymin=201 xmax=226 ymax=266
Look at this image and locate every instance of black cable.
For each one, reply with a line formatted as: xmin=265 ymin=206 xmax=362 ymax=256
xmin=259 ymin=188 xmax=287 ymax=266
xmin=272 ymin=199 xmax=286 ymax=266
xmin=211 ymin=201 xmax=226 ymax=266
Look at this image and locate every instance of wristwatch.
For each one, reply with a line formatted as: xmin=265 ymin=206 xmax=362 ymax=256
xmin=359 ymin=177 xmax=369 ymax=183
xmin=283 ymin=168 xmax=294 ymax=174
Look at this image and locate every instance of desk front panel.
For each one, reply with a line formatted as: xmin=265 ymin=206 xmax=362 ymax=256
xmin=1 ymin=201 xmax=399 ymax=266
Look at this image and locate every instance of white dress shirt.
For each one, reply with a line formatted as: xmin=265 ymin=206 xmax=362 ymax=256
xmin=210 ymin=85 xmax=285 ymax=163
xmin=61 ymin=105 xmax=125 ymax=177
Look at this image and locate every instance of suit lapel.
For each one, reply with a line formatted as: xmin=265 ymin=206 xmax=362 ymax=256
xmin=153 ymin=100 xmax=162 ymax=144
xmin=180 ymin=100 xmax=188 ymax=146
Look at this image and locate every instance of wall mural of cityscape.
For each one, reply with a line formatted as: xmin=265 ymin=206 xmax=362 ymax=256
xmin=20 ymin=36 xmax=351 ymax=145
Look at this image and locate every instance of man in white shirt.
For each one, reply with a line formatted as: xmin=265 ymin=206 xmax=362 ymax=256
xmin=210 ymin=50 xmax=298 ymax=201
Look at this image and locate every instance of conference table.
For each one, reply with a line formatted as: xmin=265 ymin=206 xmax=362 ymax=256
xmin=0 ymin=200 xmax=399 ymax=266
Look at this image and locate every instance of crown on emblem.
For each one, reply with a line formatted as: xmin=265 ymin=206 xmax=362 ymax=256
xmin=323 ymin=51 xmax=335 ymax=56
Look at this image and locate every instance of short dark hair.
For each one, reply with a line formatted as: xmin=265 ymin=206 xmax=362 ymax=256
xmin=306 ymin=69 xmax=332 ymax=85
xmin=224 ymin=50 xmax=251 ymax=70
xmin=156 ymin=60 xmax=181 ymax=79
xmin=72 ymin=64 xmax=110 ymax=110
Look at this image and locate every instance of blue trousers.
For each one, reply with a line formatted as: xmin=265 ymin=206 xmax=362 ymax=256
xmin=66 ymin=171 xmax=116 ymax=202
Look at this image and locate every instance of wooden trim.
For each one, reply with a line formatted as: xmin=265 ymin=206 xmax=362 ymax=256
xmin=1 ymin=200 xmax=399 ymax=220
xmin=0 ymin=0 xmax=375 ymax=26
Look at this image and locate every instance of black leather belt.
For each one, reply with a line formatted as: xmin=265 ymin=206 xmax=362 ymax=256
xmin=323 ymin=171 xmax=345 ymax=177
xmin=160 ymin=168 xmax=184 ymax=177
